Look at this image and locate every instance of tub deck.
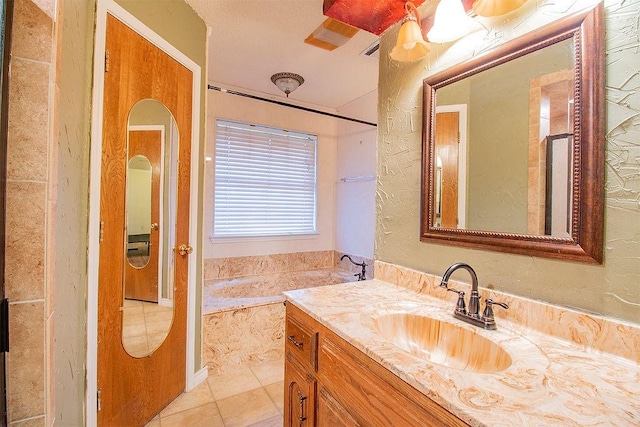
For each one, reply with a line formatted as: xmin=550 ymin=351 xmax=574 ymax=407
xmin=203 ymin=268 xmax=355 ymax=314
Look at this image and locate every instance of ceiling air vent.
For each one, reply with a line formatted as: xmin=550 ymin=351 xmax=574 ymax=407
xmin=360 ymin=40 xmax=380 ymax=58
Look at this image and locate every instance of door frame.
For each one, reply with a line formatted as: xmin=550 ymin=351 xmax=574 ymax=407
xmin=435 ymin=104 xmax=468 ymax=228
xmin=88 ymin=1 xmax=203 ymax=425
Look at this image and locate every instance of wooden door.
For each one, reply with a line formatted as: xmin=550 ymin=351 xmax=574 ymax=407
xmin=97 ymin=14 xmax=193 ymax=426
xmin=125 ymin=130 xmax=161 ymax=302
xmin=435 ymin=112 xmax=459 ymax=228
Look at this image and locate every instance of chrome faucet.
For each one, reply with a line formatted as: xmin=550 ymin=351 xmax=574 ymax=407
xmin=439 ymin=263 xmax=508 ymax=330
xmin=340 ymin=254 xmax=367 ymax=281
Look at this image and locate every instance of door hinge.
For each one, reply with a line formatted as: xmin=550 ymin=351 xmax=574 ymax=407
xmin=0 ymin=299 xmax=9 ymax=353
xmin=99 ymin=221 xmax=104 ymax=243
xmin=97 ymin=387 xmax=102 ymax=411
xmin=105 ymin=50 xmax=110 ymax=73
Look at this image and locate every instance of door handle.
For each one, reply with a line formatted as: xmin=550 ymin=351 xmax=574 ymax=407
xmin=150 ymin=223 xmax=159 ymax=230
xmin=177 ymin=244 xmax=193 ymax=256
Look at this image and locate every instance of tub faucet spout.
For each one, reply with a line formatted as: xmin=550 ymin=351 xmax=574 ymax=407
xmin=340 ymin=254 xmax=367 ymax=281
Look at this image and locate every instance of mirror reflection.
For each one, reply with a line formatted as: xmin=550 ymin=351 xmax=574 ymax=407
xmin=432 ymin=38 xmax=574 ymax=236
xmin=127 ymin=155 xmax=153 ymax=269
xmin=122 ymin=99 xmax=179 ymax=357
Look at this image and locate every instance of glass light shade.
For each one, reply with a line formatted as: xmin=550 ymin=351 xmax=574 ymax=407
xmin=270 ymin=72 xmax=304 ymax=97
xmin=389 ymin=18 xmax=430 ymax=62
xmin=472 ymin=0 xmax=527 ymax=17
xmin=427 ymin=0 xmax=482 ymax=43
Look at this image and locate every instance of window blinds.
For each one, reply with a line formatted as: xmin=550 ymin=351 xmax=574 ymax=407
xmin=214 ymin=119 xmax=318 ymax=238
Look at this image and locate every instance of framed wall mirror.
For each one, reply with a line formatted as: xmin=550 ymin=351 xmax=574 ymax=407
xmin=421 ymin=4 xmax=604 ymax=264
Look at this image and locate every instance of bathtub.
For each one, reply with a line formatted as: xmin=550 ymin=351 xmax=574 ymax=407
xmin=203 ymin=268 xmax=354 ymax=314
xmin=202 ymin=268 xmax=355 ymax=373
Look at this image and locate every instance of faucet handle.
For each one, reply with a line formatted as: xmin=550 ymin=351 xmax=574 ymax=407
xmin=482 ymin=299 xmax=509 ymax=320
xmin=447 ymin=288 xmax=466 ymax=314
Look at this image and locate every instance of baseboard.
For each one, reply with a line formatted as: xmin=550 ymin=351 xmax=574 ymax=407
xmin=186 ymin=366 xmax=208 ymax=391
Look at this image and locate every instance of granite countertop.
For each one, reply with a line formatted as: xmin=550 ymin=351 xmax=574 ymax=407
xmin=284 ymin=279 xmax=640 ymax=427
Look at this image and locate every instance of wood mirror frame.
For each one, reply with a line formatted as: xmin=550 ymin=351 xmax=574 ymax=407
xmin=421 ymin=4 xmax=604 ymax=264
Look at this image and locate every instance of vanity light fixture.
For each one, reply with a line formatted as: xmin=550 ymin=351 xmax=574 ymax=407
xmin=389 ymin=1 xmax=430 ymax=62
xmin=427 ymin=0 xmax=482 ymax=43
xmin=472 ymin=0 xmax=527 ymax=17
xmin=270 ymin=72 xmax=304 ymax=97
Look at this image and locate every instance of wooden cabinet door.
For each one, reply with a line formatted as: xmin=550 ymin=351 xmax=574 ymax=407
xmin=284 ymin=355 xmax=315 ymax=427
xmin=317 ymin=387 xmax=360 ymax=427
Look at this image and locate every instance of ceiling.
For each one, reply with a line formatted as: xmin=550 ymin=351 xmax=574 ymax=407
xmin=183 ymin=0 xmax=383 ymax=110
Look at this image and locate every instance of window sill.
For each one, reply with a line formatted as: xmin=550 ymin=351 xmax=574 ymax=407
xmin=209 ymin=233 xmax=320 ymax=244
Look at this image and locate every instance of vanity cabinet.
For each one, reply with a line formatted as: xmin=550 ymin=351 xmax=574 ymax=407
xmin=285 ymin=310 xmax=318 ymax=427
xmin=284 ymin=303 xmax=469 ymax=427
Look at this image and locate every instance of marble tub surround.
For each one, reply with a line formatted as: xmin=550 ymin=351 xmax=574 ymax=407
xmin=203 ymin=250 xmax=335 ymax=281
xmin=335 ymin=251 xmax=374 ymax=280
xmin=203 ymin=303 xmax=286 ymax=375
xmin=203 ymin=268 xmax=353 ymax=314
xmin=284 ymin=280 xmax=640 ymax=426
xmin=374 ymin=261 xmax=640 ymax=363
xmin=202 ymin=265 xmax=356 ymax=374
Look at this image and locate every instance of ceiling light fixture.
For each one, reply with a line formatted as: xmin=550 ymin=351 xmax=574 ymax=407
xmin=427 ymin=0 xmax=482 ymax=43
xmin=389 ymin=1 xmax=430 ymax=62
xmin=270 ymin=72 xmax=304 ymax=97
xmin=472 ymin=0 xmax=527 ymax=17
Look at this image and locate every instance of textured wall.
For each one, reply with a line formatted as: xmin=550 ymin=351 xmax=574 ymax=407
xmin=54 ymin=0 xmax=96 ymax=424
xmin=376 ymin=0 xmax=640 ymax=324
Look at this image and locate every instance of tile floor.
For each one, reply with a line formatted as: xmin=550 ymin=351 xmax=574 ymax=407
xmin=144 ymin=359 xmax=285 ymax=426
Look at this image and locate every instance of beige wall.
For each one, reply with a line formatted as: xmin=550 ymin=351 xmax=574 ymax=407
xmin=377 ymin=0 xmax=640 ymax=324
xmin=335 ymin=91 xmax=378 ymax=259
xmin=53 ymin=0 xmax=96 ymax=424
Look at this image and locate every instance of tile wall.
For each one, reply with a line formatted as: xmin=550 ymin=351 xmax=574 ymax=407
xmin=4 ymin=0 xmax=57 ymax=424
xmin=203 ymin=250 xmax=374 ymax=281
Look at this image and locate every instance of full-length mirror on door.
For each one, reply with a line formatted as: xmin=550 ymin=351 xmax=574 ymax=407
xmin=122 ymin=99 xmax=179 ymax=358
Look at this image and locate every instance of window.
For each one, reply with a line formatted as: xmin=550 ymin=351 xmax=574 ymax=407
xmin=213 ymin=119 xmax=318 ymax=238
